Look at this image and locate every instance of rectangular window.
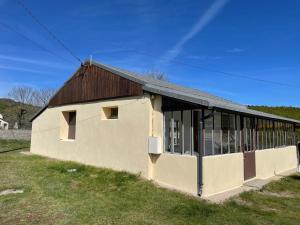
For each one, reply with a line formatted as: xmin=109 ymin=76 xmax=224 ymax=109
xmin=236 ymin=115 xmax=241 ymax=152
xmin=164 ymin=111 xmax=184 ymax=154
xmin=193 ymin=110 xmax=202 ymax=154
xmin=173 ymin=111 xmax=182 ymax=153
xmin=164 ymin=112 xmax=172 ymax=152
xmin=269 ymin=121 xmax=274 ymax=148
xmin=102 ymin=107 xmax=118 ymax=119
xmin=204 ymin=110 xmax=213 ymax=155
xmin=61 ymin=111 xmax=76 ymax=140
xmin=221 ymin=113 xmax=230 ymax=154
xmin=110 ymin=107 xmax=118 ymax=119
xmin=183 ymin=110 xmax=192 ymax=154
xmin=68 ymin=112 xmax=76 ymax=139
xmin=214 ymin=111 xmax=221 ymax=155
xmin=273 ymin=121 xmax=277 ymax=148
xmin=244 ymin=117 xmax=254 ymax=151
xmin=229 ymin=114 xmax=236 ymax=153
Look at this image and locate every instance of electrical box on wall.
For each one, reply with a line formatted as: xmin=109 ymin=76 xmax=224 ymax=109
xmin=148 ymin=136 xmax=162 ymax=154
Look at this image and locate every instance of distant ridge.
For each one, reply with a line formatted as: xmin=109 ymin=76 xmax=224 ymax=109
xmin=0 ymin=98 xmax=40 ymax=129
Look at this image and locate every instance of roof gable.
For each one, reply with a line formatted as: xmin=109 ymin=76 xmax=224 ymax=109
xmin=48 ymin=63 xmax=143 ymax=107
xmin=31 ymin=60 xmax=300 ymax=124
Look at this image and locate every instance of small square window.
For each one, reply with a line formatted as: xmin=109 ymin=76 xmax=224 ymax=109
xmin=102 ymin=107 xmax=118 ymax=120
xmin=110 ymin=107 xmax=118 ymax=119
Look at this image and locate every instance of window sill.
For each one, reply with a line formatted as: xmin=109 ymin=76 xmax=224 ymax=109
xmin=101 ymin=118 xmax=118 ymax=121
xmin=163 ymin=151 xmax=198 ymax=157
xmin=60 ymin=139 xmax=75 ymax=142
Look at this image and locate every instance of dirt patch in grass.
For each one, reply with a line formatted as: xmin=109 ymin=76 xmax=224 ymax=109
xmin=233 ymin=197 xmax=253 ymax=207
xmin=260 ymin=190 xmax=294 ymax=198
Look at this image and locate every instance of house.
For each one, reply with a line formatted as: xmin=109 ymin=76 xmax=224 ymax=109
xmin=30 ymin=60 xmax=300 ymax=197
xmin=0 ymin=114 xmax=9 ymax=130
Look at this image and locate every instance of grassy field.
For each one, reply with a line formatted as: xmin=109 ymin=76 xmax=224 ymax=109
xmin=0 ymin=139 xmax=30 ymax=153
xmin=1 ymin=141 xmax=300 ymax=224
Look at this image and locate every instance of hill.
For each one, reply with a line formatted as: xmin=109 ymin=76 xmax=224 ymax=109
xmin=0 ymin=98 xmax=40 ymax=129
xmin=249 ymin=105 xmax=300 ymax=139
xmin=1 ymin=99 xmax=299 ymax=134
xmin=248 ymin=106 xmax=300 ymax=121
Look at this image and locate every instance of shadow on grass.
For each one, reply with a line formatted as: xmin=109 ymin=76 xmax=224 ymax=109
xmin=289 ymin=174 xmax=300 ymax=181
xmin=0 ymin=147 xmax=29 ymax=154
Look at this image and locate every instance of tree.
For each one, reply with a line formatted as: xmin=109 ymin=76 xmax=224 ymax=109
xmin=8 ymin=86 xmax=34 ymax=105
xmin=8 ymin=86 xmax=56 ymax=107
xmin=145 ymin=70 xmax=168 ymax=81
xmin=7 ymin=86 xmax=35 ymax=129
xmin=7 ymin=86 xmax=56 ymax=129
xmin=32 ymin=88 xmax=56 ymax=107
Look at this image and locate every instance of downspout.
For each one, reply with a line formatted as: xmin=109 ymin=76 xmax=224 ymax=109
xmin=197 ymin=113 xmax=205 ymax=196
xmin=198 ymin=108 xmax=214 ymax=196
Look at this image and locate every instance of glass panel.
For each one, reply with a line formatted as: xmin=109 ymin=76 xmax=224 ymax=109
xmin=274 ymin=121 xmax=277 ymax=147
xmin=214 ymin=112 xmax=221 ymax=155
xmin=164 ymin=112 xmax=172 ymax=152
xmin=183 ymin=110 xmax=192 ymax=154
xmin=270 ymin=121 xmax=274 ymax=148
xmin=214 ymin=130 xmax=221 ymax=155
xmin=221 ymin=113 xmax=229 ymax=153
xmin=193 ymin=110 xmax=201 ymax=154
xmin=236 ymin=115 xmax=241 ymax=152
xmin=229 ymin=114 xmax=236 ymax=153
xmin=243 ymin=118 xmax=249 ymax=151
xmin=173 ymin=111 xmax=182 ymax=153
xmin=265 ymin=120 xmax=269 ymax=149
xmin=204 ymin=110 xmax=213 ymax=155
xmin=244 ymin=117 xmax=254 ymax=151
xmin=279 ymin=122 xmax=282 ymax=146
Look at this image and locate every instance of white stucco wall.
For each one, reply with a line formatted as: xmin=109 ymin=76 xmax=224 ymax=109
xmin=31 ymin=92 xmax=299 ymax=197
xmin=147 ymin=96 xmax=198 ymax=195
xmin=151 ymin=153 xmax=198 ymax=195
xmin=202 ymin=153 xmax=244 ymax=197
xmin=31 ymin=95 xmax=152 ymax=177
xmin=255 ymin=146 xmax=298 ymax=179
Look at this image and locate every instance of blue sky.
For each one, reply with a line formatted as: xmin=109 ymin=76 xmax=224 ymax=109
xmin=0 ymin=0 xmax=300 ymax=106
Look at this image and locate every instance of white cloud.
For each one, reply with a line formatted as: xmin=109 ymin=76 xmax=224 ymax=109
xmin=187 ymin=55 xmax=222 ymax=60
xmin=0 ymin=65 xmax=48 ymax=74
xmin=226 ymin=48 xmax=245 ymax=53
xmin=159 ymin=0 xmax=229 ymax=65
xmin=0 ymin=54 xmax=73 ymax=70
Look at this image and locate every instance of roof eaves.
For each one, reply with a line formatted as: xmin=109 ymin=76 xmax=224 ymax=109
xmin=144 ymin=84 xmax=209 ymax=107
xmin=90 ymin=60 xmax=146 ymax=86
xmin=29 ymin=105 xmax=47 ymax=122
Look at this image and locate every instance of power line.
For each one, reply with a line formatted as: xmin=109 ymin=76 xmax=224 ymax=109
xmin=16 ymin=0 xmax=82 ymax=64
xmin=0 ymin=21 xmax=74 ymax=64
xmin=130 ymin=49 xmax=300 ymax=89
xmin=94 ymin=45 xmax=300 ymax=89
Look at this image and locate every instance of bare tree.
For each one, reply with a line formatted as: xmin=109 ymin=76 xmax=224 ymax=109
xmin=8 ymin=86 xmax=34 ymax=104
xmin=145 ymin=70 xmax=168 ymax=81
xmin=7 ymin=86 xmax=56 ymax=129
xmin=32 ymin=88 xmax=56 ymax=107
xmin=7 ymin=86 xmax=35 ymax=129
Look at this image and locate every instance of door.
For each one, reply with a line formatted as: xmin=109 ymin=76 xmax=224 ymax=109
xmin=243 ymin=117 xmax=256 ymax=180
xmin=244 ymin=151 xmax=256 ymax=180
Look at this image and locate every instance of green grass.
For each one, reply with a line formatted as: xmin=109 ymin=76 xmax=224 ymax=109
xmin=0 ymin=139 xmax=30 ymax=153
xmin=1 ymin=141 xmax=300 ymax=224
